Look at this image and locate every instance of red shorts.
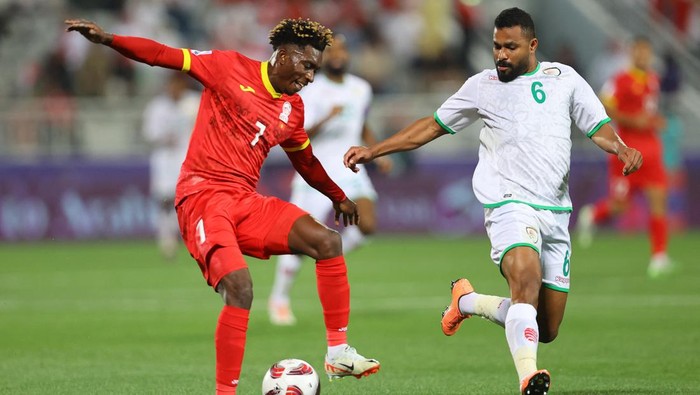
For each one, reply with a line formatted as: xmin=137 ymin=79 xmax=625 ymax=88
xmin=608 ymin=148 xmax=667 ymax=200
xmin=176 ymin=189 xmax=307 ymax=288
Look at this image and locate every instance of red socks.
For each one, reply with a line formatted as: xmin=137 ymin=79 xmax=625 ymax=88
xmin=316 ymin=256 xmax=350 ymax=346
xmin=650 ymin=215 xmax=668 ymax=255
xmin=215 ymin=306 xmax=249 ymax=394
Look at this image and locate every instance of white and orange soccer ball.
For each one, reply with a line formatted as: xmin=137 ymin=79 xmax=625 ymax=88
xmin=261 ymin=358 xmax=320 ymax=395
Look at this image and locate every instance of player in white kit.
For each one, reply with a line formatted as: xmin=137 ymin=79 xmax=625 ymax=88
xmin=344 ymin=8 xmax=642 ymax=394
xmin=143 ymin=73 xmax=200 ymax=260
xmin=268 ymin=36 xmax=391 ymax=325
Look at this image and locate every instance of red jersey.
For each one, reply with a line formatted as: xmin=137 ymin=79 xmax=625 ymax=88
xmin=175 ymin=49 xmax=310 ymax=202
xmin=108 ymin=35 xmax=346 ymax=205
xmin=600 ymin=68 xmax=661 ymax=153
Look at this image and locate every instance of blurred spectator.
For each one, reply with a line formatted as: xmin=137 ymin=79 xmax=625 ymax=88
xmin=659 ymin=51 xmax=686 ymax=231
xmin=553 ymin=42 xmax=580 ymax=73
xmin=142 ymin=72 xmax=199 ymax=260
xmin=353 ymin=21 xmax=395 ymax=94
xmin=651 ymin=0 xmax=694 ymax=38
xmin=586 ymin=38 xmax=628 ymax=92
xmin=454 ymin=0 xmax=482 ymax=75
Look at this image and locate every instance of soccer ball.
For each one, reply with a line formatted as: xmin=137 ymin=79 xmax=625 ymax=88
xmin=261 ymin=358 xmax=320 ymax=395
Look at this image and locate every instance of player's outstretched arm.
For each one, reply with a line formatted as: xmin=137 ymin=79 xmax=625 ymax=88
xmin=64 ymin=19 xmax=113 ymax=44
xmin=65 ymin=19 xmax=186 ymax=71
xmin=344 ymin=116 xmax=447 ymax=173
xmin=361 ymin=123 xmax=393 ymax=174
xmin=591 ymin=123 xmax=643 ymax=176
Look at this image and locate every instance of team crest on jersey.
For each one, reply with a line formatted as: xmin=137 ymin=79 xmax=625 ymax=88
xmin=543 ymin=67 xmax=561 ymax=76
xmin=279 ymin=101 xmax=292 ymax=123
xmin=526 ymin=227 xmax=539 ymax=243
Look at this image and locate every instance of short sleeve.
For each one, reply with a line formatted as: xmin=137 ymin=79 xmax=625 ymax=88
xmin=280 ymin=99 xmax=311 ymax=152
xmin=570 ymin=69 xmax=611 ymax=138
xmin=280 ymin=127 xmax=311 ymax=152
xmin=181 ymin=49 xmax=229 ymax=88
xmin=434 ymin=74 xmax=481 ymax=134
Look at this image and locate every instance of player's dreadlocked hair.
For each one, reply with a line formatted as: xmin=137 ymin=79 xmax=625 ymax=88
xmin=268 ymin=18 xmax=333 ymax=51
xmin=495 ymin=7 xmax=536 ymax=40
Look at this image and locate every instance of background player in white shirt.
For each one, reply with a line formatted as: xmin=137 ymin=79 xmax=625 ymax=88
xmin=143 ymin=73 xmax=199 ymax=260
xmin=344 ymin=8 xmax=642 ymax=394
xmin=268 ymin=36 xmax=392 ymax=325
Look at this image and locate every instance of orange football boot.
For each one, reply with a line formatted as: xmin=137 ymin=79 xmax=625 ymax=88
xmin=440 ymin=278 xmax=474 ymax=336
xmin=520 ymin=369 xmax=551 ymax=395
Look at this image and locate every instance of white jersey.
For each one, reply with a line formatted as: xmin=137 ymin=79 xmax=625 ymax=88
xmin=143 ymin=90 xmax=200 ymax=199
xmin=435 ymin=62 xmax=610 ymax=211
xmin=294 ymin=73 xmax=372 ymax=186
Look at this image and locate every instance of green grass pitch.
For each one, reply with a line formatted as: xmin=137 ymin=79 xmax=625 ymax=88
xmin=2 ymin=232 xmax=699 ymax=394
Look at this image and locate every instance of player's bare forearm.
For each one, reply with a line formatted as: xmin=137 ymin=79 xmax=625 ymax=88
xmin=591 ymin=123 xmax=625 ymax=155
xmin=372 ymin=116 xmax=446 ymax=156
xmin=592 ymin=123 xmax=643 ymax=175
xmin=344 ymin=116 xmax=445 ymax=172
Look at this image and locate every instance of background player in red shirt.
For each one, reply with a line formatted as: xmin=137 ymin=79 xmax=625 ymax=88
xmin=577 ymin=36 xmax=673 ymax=277
xmin=65 ymin=17 xmax=380 ymax=394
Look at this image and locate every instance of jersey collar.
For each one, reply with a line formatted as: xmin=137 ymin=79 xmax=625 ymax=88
xmin=260 ymin=61 xmax=283 ymax=99
xmin=523 ymin=62 xmax=541 ymax=76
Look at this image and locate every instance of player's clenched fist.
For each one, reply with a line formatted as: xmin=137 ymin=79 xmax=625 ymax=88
xmin=64 ymin=19 xmax=113 ymax=45
xmin=343 ymin=146 xmax=374 ymax=173
xmin=618 ymin=145 xmax=643 ymax=176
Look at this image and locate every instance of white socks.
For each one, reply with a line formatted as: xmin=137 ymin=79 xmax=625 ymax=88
xmin=270 ymin=254 xmax=302 ymax=303
xmin=459 ymin=293 xmax=511 ymax=327
xmin=505 ymin=303 xmax=539 ymax=382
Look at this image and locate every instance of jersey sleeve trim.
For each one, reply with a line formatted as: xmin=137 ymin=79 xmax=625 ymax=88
xmin=433 ymin=112 xmax=456 ymax=135
xmin=181 ymin=49 xmax=191 ymax=72
xmin=282 ymin=138 xmax=311 ymax=152
xmin=261 ymin=61 xmax=282 ymax=99
xmin=523 ymin=62 xmax=541 ymax=76
xmin=586 ymin=117 xmax=611 ymax=138
xmin=483 ymin=200 xmax=573 ymax=212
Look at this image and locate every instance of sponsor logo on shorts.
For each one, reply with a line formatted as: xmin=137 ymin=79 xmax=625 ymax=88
xmin=555 ymin=275 xmax=570 ymax=284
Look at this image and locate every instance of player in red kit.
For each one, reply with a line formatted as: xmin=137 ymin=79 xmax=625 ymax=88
xmin=577 ymin=36 xmax=674 ymax=277
xmin=65 ymin=18 xmax=380 ymax=394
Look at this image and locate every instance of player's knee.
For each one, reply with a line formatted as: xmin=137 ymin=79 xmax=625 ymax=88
xmin=221 ymin=280 xmax=253 ymax=309
xmin=312 ymin=229 xmax=342 ymax=259
xmin=216 ymin=268 xmax=254 ymax=309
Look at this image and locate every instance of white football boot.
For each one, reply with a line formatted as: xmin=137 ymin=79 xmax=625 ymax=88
xmin=324 ymin=345 xmax=380 ymax=380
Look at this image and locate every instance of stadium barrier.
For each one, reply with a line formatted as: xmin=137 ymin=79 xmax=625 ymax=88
xmin=0 ymin=157 xmax=693 ymax=241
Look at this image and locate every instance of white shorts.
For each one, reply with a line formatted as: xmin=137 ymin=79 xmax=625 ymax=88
xmin=484 ymin=203 xmax=571 ymax=292
xmin=290 ymin=172 xmax=377 ymax=222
